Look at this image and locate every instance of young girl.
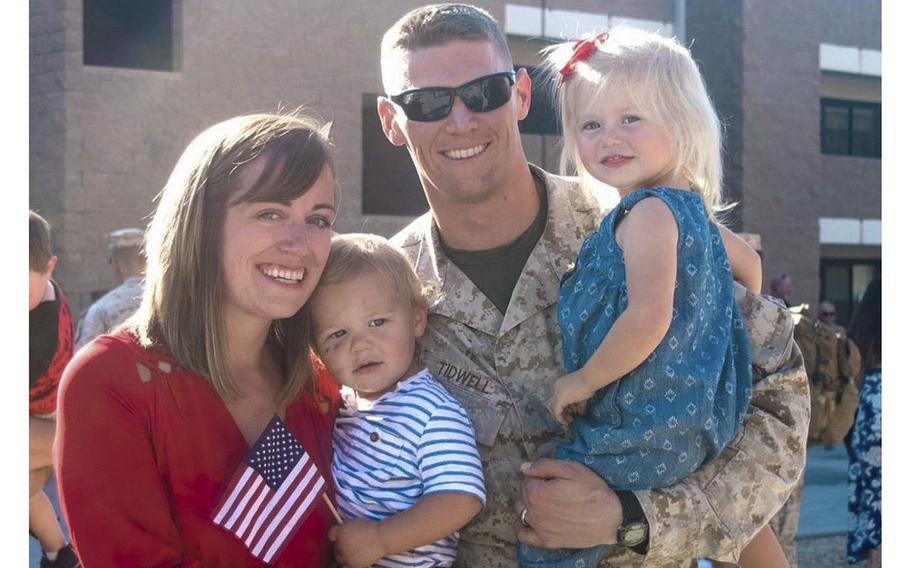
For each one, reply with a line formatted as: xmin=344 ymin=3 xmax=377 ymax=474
xmin=518 ymin=28 xmax=785 ymax=567
xmin=307 ymin=233 xmax=486 ymax=568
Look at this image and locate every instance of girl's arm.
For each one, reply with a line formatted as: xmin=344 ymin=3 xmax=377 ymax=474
xmin=716 ymin=223 xmax=762 ymax=294
xmin=330 ymin=492 xmax=483 ymax=567
xmin=552 ymin=197 xmax=677 ymax=424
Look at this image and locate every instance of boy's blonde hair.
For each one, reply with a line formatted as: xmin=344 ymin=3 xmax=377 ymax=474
xmin=544 ymin=27 xmax=724 ymax=218
xmin=312 ymin=233 xmax=434 ymax=316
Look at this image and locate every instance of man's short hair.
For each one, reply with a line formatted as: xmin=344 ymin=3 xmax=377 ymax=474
xmin=107 ymin=228 xmax=144 ymax=254
xmin=29 ymin=210 xmax=53 ymax=272
xmin=381 ymin=3 xmax=513 ymax=75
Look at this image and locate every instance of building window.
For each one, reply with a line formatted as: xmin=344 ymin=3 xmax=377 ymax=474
xmin=820 ymin=98 xmax=880 ymax=158
xmin=519 ymin=66 xmax=560 ymax=136
xmin=820 ymin=259 xmax=880 ymax=325
xmin=84 ymin=0 xmax=175 ymax=71
xmin=361 ymin=95 xmax=428 ymax=216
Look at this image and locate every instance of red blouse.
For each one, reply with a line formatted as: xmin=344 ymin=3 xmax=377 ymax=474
xmin=56 ymin=332 xmax=339 ymax=567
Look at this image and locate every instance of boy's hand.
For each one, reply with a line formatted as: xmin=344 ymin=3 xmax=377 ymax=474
xmin=329 ymin=518 xmax=386 ymax=568
xmin=552 ymin=371 xmax=595 ymax=426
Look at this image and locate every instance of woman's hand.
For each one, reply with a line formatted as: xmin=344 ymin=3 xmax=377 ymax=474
xmin=329 ymin=518 xmax=386 ymax=568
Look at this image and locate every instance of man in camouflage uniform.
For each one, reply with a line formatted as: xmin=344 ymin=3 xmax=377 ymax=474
xmin=379 ymin=5 xmax=809 ymax=566
xmin=768 ymin=304 xmax=861 ymax=567
xmin=75 ymin=228 xmax=145 ymax=351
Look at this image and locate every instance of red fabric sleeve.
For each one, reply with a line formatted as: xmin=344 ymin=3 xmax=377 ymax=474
xmin=311 ymin=352 xmax=341 ymax=418
xmin=55 ymin=338 xmax=199 ymax=568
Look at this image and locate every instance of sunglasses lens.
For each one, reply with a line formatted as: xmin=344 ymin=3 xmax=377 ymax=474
xmin=392 ymin=73 xmax=515 ymax=121
xmin=399 ymin=90 xmax=453 ymax=122
xmin=460 ymin=75 xmax=513 ymax=113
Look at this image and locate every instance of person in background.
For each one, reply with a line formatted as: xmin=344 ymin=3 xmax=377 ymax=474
xmin=846 ymin=277 xmax=882 ymax=567
xmin=769 ymin=297 xmax=862 ymax=567
xmin=29 ymin=210 xmax=80 ymax=568
xmin=56 ymin=112 xmax=340 ymax=566
xmin=817 ymin=300 xmax=847 ymax=336
xmin=75 ymin=228 xmax=146 ymax=350
xmin=769 ymin=273 xmax=794 ymax=307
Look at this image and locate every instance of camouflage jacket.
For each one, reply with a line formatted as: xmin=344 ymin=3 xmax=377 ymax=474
xmin=392 ymin=165 xmax=809 ymax=567
xmin=75 ymin=276 xmax=143 ymax=351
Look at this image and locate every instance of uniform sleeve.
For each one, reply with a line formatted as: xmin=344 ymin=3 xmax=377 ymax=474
xmin=417 ymin=397 xmax=487 ymax=505
xmin=55 ymin=339 xmax=201 ymax=568
xmin=634 ymin=286 xmax=810 ymax=564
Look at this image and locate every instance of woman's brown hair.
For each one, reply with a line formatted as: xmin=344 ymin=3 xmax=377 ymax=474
xmin=131 ymin=111 xmax=335 ymax=403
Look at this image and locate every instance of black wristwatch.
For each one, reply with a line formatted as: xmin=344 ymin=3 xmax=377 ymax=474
xmin=615 ymin=490 xmax=649 ymax=553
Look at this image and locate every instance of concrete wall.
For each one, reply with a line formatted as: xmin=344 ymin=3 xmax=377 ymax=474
xmin=738 ymin=0 xmax=825 ymax=304
xmin=680 ymin=0 xmax=881 ymax=307
xmin=29 ymin=0 xmax=881 ymax=315
xmin=686 ymin=0 xmax=745 ymax=230
xmin=29 ymin=0 xmax=68 ymax=260
xmin=31 ymin=0 xmax=440 ymax=313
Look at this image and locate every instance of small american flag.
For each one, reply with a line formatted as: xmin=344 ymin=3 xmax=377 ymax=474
xmin=212 ymin=414 xmax=327 ymax=565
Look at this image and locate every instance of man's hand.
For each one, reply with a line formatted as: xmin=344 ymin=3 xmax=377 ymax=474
xmin=329 ymin=518 xmax=387 ymax=568
xmin=551 ymin=371 xmax=594 ymax=426
xmin=513 ymin=458 xmax=623 ymax=549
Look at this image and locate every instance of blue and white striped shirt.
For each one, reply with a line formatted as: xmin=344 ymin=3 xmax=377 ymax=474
xmin=332 ymin=368 xmax=486 ymax=568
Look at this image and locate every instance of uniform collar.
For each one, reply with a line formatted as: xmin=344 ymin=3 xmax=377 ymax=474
xmin=412 ymin=164 xmax=612 ymax=337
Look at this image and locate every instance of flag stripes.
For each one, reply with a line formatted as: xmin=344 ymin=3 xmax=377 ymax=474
xmin=211 ymin=415 xmax=326 ymax=565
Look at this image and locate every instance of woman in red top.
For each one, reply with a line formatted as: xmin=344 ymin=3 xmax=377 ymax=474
xmin=56 ymin=112 xmax=340 ymax=567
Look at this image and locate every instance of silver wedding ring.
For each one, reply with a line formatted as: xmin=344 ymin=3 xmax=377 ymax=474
xmin=520 ymin=507 xmax=530 ymax=527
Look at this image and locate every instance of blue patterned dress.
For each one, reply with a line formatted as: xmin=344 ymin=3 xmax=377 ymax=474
xmin=518 ymin=187 xmax=753 ymax=568
xmin=847 ymin=368 xmax=882 ymax=564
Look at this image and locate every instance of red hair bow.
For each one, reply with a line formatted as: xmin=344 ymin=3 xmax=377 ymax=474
xmin=558 ymin=31 xmax=610 ymax=83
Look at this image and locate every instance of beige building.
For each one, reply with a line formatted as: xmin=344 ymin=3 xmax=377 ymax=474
xmin=31 ymin=0 xmax=880 ymax=321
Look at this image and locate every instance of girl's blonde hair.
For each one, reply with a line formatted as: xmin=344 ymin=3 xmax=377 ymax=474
xmin=544 ymin=27 xmax=725 ymax=218
xmin=130 ymin=111 xmax=334 ymax=404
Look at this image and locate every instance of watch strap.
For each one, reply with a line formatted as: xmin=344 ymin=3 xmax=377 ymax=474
xmin=615 ymin=490 xmax=649 ymax=553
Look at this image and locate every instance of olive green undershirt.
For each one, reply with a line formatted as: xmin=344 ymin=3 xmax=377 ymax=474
xmin=441 ymin=176 xmax=548 ymax=314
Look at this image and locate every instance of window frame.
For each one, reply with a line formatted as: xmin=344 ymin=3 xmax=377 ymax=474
xmin=819 ymin=258 xmax=881 ymax=325
xmin=820 ymin=97 xmax=881 ymax=158
xmin=83 ymin=0 xmax=177 ymax=72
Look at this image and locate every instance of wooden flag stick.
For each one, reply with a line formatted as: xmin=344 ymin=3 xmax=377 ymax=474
xmin=322 ymin=493 xmax=343 ymax=524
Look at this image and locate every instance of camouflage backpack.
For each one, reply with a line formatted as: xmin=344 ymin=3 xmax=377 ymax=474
xmin=791 ymin=305 xmax=861 ymax=446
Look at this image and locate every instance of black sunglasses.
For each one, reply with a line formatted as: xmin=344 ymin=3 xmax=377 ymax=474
xmin=389 ymin=71 xmax=516 ymax=122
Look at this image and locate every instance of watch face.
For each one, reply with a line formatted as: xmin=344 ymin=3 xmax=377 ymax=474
xmin=619 ymin=521 xmax=648 ymax=546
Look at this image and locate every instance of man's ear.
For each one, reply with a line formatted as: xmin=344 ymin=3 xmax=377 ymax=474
xmin=377 ymin=96 xmax=407 ymax=147
xmin=413 ymin=304 xmax=428 ymax=338
xmin=513 ymin=67 xmax=533 ymax=121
